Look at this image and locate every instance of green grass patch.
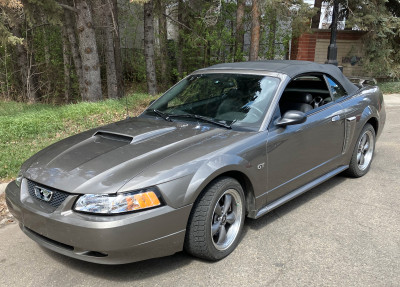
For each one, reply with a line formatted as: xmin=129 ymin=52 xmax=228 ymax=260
xmin=0 ymin=93 xmax=157 ymax=182
xmin=378 ymin=81 xmax=400 ymax=94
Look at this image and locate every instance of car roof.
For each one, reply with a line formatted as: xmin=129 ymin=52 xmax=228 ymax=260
xmin=199 ymin=60 xmax=358 ymax=94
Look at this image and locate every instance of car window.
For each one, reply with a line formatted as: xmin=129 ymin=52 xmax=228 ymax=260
xmin=167 ymin=75 xmax=237 ymax=108
xmin=147 ymin=73 xmax=280 ymax=130
xmin=325 ymin=76 xmax=347 ymax=101
xmin=276 ymin=74 xmax=332 ymax=118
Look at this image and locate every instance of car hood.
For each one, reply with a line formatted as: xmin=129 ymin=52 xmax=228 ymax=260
xmin=23 ymin=117 xmax=234 ymax=194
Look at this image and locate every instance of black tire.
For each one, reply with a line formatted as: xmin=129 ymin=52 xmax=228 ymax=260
xmin=184 ymin=177 xmax=245 ymax=261
xmin=346 ymin=123 xmax=376 ymax=177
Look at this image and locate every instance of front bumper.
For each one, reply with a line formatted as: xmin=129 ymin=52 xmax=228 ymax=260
xmin=5 ymin=180 xmax=192 ymax=264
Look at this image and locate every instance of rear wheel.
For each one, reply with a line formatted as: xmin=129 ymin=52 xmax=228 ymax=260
xmin=346 ymin=123 xmax=375 ymax=177
xmin=184 ymin=177 xmax=245 ymax=261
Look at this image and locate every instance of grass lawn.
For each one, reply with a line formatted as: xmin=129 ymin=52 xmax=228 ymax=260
xmin=0 ymin=93 xmax=156 ymax=182
xmin=378 ymin=81 xmax=400 ymax=94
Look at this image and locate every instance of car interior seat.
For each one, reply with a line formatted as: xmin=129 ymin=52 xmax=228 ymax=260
xmin=217 ymin=89 xmax=246 ymax=116
xmin=280 ymin=92 xmax=313 ymax=114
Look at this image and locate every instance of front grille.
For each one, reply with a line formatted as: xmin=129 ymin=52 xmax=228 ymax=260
xmin=27 ymin=180 xmax=70 ymax=208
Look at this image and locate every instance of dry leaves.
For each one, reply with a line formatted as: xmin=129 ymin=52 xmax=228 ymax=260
xmin=0 ymin=193 xmax=15 ymax=227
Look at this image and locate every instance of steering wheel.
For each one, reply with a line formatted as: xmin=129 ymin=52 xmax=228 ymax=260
xmin=311 ymin=96 xmax=323 ymax=108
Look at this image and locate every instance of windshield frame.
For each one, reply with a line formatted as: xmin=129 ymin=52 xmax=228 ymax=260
xmin=141 ymin=70 xmax=287 ymax=132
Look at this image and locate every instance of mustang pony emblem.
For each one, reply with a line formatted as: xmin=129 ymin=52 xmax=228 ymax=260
xmin=34 ymin=186 xmax=53 ymax=202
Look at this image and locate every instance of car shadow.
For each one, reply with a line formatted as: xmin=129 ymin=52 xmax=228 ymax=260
xmin=41 ymin=247 xmax=195 ymax=281
xmin=42 ymin=173 xmax=348 ymax=280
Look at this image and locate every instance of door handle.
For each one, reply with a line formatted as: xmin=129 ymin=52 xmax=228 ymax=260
xmin=331 ymin=115 xmax=341 ymax=122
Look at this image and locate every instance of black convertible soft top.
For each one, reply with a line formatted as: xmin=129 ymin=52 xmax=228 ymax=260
xmin=202 ymin=60 xmax=358 ymax=94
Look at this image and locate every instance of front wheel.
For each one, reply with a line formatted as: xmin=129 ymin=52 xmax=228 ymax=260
xmin=184 ymin=177 xmax=245 ymax=261
xmin=346 ymin=123 xmax=376 ymax=177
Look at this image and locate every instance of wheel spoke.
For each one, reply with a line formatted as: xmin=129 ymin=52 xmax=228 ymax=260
xmin=364 ymin=141 xmax=369 ymax=152
xmin=212 ymin=221 xmax=221 ymax=236
xmin=357 ymin=152 xmax=362 ymax=163
xmin=217 ymin=225 xmax=227 ymax=244
xmin=222 ymin=194 xmax=232 ymax=214
xmin=360 ymin=153 xmax=365 ymax=166
xmin=214 ymin=203 xmax=222 ymax=216
xmin=226 ymin=212 xmax=236 ymax=225
xmin=360 ymin=134 xmax=367 ymax=148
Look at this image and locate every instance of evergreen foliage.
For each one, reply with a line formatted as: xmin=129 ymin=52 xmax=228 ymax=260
xmin=0 ymin=0 xmax=399 ymax=104
xmin=334 ymin=0 xmax=400 ymax=77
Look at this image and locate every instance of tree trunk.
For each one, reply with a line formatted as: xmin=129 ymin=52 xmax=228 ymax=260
xmin=63 ymin=9 xmax=84 ymax=99
xmin=144 ymin=0 xmax=158 ymax=95
xmin=42 ymin=24 xmax=52 ymax=97
xmin=249 ymin=0 xmax=260 ymax=61
xmin=42 ymin=27 xmax=50 ymax=67
xmin=75 ymin=0 xmax=102 ymax=101
xmin=267 ymin=11 xmax=277 ymax=60
xmin=311 ymin=0 xmax=323 ymax=29
xmin=157 ymin=0 xmax=169 ymax=88
xmin=235 ymin=0 xmax=245 ymax=62
xmin=12 ymin=24 xmax=37 ymax=103
xmin=103 ymin=0 xmax=118 ymax=99
xmin=176 ymin=0 xmax=183 ymax=78
xmin=2 ymin=45 xmax=11 ymax=99
xmin=62 ymin=25 xmax=71 ymax=103
xmin=111 ymin=0 xmax=123 ymax=98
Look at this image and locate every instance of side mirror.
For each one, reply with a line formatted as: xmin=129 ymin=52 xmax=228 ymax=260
xmin=275 ymin=110 xmax=307 ymax=127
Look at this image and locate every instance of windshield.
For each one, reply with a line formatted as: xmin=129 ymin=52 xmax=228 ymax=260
xmin=146 ymin=73 xmax=280 ymax=130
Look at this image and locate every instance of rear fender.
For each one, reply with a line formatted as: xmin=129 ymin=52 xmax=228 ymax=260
xmin=345 ymin=105 xmax=377 ymax=162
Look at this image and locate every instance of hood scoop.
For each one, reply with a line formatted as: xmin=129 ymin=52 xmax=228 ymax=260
xmin=94 ymin=127 xmax=177 ymax=145
xmin=94 ymin=131 xmax=133 ymax=143
xmin=93 ymin=131 xmax=133 ymax=143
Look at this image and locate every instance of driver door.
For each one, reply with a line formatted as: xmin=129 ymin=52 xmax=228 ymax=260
xmin=265 ymin=84 xmax=347 ymax=203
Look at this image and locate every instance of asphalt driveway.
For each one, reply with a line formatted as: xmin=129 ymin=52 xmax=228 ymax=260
xmin=0 ymin=95 xmax=399 ymax=287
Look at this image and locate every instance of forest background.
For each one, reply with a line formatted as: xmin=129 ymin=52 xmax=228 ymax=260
xmin=0 ymin=0 xmax=399 ymax=181
xmin=0 ymin=0 xmax=399 ymax=104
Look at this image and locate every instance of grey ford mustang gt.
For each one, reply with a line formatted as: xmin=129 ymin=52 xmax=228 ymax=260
xmin=6 ymin=60 xmax=386 ymax=264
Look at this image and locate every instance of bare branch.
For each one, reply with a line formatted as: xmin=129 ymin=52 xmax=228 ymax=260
xmin=58 ymin=3 xmax=78 ymax=13
xmin=107 ymin=0 xmax=119 ymax=37
xmin=163 ymin=13 xmax=192 ymax=31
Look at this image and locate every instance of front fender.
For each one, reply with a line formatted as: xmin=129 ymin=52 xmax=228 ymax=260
xmin=183 ymin=154 xmax=257 ymax=206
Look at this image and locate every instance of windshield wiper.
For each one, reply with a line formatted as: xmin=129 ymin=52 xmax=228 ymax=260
xmin=147 ymin=109 xmax=172 ymax=122
xmin=168 ymin=114 xmax=231 ymax=129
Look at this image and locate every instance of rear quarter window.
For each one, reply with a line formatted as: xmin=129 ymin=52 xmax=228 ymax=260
xmin=325 ymin=76 xmax=347 ymax=101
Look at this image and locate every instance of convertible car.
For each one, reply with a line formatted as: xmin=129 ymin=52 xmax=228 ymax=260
xmin=6 ymin=61 xmax=386 ymax=264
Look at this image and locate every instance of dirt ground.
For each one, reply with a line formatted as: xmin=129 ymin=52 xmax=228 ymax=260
xmin=0 ymin=193 xmax=14 ymax=227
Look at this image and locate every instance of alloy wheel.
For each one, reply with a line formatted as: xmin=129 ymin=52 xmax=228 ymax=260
xmin=357 ymin=130 xmax=374 ymax=171
xmin=211 ymin=189 xmax=243 ymax=251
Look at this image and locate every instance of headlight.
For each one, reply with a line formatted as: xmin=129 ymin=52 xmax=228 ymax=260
xmin=15 ymin=172 xmax=23 ymax=188
xmin=74 ymin=188 xmax=163 ymax=214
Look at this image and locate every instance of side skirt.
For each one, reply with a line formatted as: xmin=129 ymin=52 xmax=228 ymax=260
xmin=254 ymin=165 xmax=349 ymax=219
